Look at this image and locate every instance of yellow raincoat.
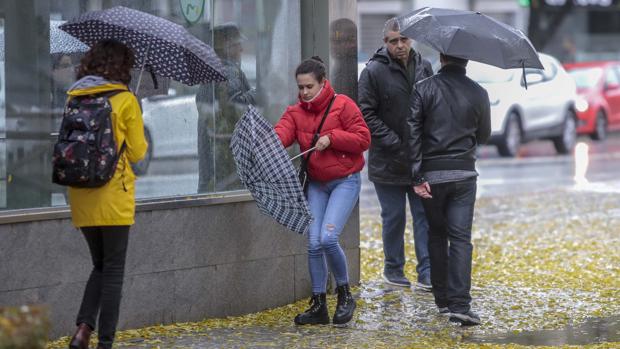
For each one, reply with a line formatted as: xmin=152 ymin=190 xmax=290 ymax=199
xmin=67 ymin=82 xmax=148 ymax=227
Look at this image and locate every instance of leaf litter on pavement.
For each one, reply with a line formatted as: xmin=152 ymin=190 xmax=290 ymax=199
xmin=47 ymin=190 xmax=620 ymax=348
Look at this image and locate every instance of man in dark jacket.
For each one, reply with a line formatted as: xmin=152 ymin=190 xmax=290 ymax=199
xmin=407 ymin=53 xmax=491 ymax=326
xmin=358 ymin=18 xmax=434 ymax=289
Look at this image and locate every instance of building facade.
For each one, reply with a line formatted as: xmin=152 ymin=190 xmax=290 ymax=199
xmin=529 ymin=0 xmax=620 ymax=63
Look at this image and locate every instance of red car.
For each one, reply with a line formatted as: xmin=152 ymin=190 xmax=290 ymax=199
xmin=564 ymin=61 xmax=620 ymax=140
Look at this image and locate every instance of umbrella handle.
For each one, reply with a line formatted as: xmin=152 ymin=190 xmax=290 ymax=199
xmin=290 ymin=146 xmax=317 ymax=161
xmin=135 ymin=42 xmax=152 ymax=95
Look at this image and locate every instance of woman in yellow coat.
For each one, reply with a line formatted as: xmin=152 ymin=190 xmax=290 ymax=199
xmin=67 ymin=39 xmax=148 ymax=349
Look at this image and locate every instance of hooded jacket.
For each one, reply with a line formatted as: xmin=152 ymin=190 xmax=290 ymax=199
xmin=358 ymin=47 xmax=433 ymax=185
xmin=275 ymin=79 xmax=370 ymax=182
xmin=67 ymin=76 xmax=148 ymax=227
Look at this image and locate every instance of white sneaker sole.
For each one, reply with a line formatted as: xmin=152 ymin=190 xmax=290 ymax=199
xmin=382 ymin=274 xmax=411 ymax=287
xmin=449 ymin=312 xmax=481 ymax=326
xmin=438 ymin=308 xmax=451 ymax=316
xmin=415 ymin=282 xmax=433 ymax=292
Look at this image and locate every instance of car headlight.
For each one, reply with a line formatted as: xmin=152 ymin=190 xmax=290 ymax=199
xmin=575 ymin=97 xmax=589 ymax=113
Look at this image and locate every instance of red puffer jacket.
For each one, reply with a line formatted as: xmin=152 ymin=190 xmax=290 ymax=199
xmin=275 ymin=80 xmax=371 ymax=182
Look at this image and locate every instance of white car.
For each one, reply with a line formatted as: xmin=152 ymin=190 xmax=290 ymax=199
xmin=131 ymin=93 xmax=199 ymax=175
xmin=467 ymin=53 xmax=578 ymax=157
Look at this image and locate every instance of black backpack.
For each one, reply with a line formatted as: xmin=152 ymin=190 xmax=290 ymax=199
xmin=52 ymin=91 xmax=126 ymax=187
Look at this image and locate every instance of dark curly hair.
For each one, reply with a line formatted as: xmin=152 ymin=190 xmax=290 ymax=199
xmin=77 ymin=39 xmax=135 ymax=84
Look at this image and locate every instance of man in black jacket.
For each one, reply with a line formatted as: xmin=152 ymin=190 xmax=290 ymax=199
xmin=358 ymin=18 xmax=434 ymax=290
xmin=407 ymin=53 xmax=491 ymax=326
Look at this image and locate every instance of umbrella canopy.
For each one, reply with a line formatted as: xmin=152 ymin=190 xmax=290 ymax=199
xmin=50 ymin=20 xmax=90 ymax=55
xmin=59 ymin=6 xmax=226 ymax=85
xmin=230 ymin=106 xmax=313 ymax=235
xmin=398 ymin=7 xmax=543 ymax=69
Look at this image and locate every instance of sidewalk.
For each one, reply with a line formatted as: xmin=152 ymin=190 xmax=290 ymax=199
xmin=48 ymin=189 xmax=620 ymax=348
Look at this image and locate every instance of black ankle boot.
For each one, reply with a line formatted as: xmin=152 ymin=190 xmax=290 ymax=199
xmin=294 ymin=293 xmax=329 ymax=325
xmin=333 ymin=284 xmax=356 ymax=325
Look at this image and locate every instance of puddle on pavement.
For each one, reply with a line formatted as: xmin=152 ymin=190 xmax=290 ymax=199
xmin=469 ymin=315 xmax=620 ymax=346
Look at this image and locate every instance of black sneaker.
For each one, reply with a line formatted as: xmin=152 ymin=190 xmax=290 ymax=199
xmin=449 ymin=310 xmax=481 ymax=326
xmin=382 ymin=272 xmax=411 ymax=287
xmin=294 ymin=293 xmax=329 ymax=325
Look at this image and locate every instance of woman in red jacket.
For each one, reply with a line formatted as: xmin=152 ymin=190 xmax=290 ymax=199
xmin=275 ymin=56 xmax=370 ymax=325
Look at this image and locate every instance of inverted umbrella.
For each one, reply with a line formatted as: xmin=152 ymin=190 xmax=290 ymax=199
xmin=398 ymin=7 xmax=543 ymax=70
xmin=230 ymin=106 xmax=313 ymax=235
xmin=59 ymin=6 xmax=226 ymax=87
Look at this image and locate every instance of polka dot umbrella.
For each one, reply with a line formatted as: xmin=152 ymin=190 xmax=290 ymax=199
xmin=59 ymin=6 xmax=226 ymax=88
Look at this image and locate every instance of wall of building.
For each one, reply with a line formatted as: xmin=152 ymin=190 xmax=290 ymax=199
xmin=0 ymin=196 xmax=360 ymax=339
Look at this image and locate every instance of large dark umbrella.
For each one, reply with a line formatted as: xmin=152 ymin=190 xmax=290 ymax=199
xmin=398 ymin=7 xmax=543 ymax=70
xmin=230 ymin=106 xmax=312 ymax=235
xmin=59 ymin=6 xmax=226 ymax=87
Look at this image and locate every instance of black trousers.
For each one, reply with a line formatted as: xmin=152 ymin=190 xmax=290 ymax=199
xmin=76 ymin=226 xmax=130 ymax=349
xmin=421 ymin=178 xmax=477 ymax=314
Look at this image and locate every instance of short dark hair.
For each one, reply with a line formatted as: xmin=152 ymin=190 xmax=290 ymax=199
xmin=295 ymin=56 xmax=327 ymax=82
xmin=383 ymin=17 xmax=401 ymax=38
xmin=77 ymin=39 xmax=135 ymax=85
xmin=440 ymin=53 xmax=468 ymax=67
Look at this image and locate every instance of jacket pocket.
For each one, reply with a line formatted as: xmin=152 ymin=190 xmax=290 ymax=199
xmin=335 ymin=151 xmax=354 ymax=168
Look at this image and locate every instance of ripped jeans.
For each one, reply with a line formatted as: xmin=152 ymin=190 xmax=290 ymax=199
xmin=306 ymin=172 xmax=361 ymax=294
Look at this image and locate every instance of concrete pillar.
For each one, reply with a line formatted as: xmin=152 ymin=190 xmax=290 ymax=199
xmin=300 ymin=0 xmax=358 ymax=100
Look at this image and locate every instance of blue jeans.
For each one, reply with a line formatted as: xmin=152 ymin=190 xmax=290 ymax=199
xmin=421 ymin=178 xmax=477 ymax=313
xmin=306 ymin=173 xmax=361 ymax=294
xmin=373 ymin=182 xmax=430 ymax=283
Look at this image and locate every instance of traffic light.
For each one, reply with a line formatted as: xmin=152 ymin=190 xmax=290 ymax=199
xmin=519 ymin=0 xmax=530 ymax=6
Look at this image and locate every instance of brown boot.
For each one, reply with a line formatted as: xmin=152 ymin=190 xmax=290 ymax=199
xmin=69 ymin=323 xmax=92 ymax=349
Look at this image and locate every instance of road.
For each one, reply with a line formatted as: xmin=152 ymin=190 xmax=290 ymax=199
xmin=359 ymin=133 xmax=620 ymax=214
xmin=135 ymin=133 xmax=620 ymax=204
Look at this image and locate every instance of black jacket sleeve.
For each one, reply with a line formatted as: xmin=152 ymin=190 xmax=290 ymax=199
xmin=358 ymin=68 xmax=402 ymax=151
xmin=407 ymin=89 xmax=425 ymax=185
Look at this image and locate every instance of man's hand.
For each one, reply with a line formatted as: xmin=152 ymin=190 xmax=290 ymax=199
xmin=413 ymin=182 xmax=432 ymax=199
xmin=316 ymin=135 xmax=331 ymax=151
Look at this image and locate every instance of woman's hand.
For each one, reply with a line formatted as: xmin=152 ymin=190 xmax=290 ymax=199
xmin=315 ymin=135 xmax=331 ymax=151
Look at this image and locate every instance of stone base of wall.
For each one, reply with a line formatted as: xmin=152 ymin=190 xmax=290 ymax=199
xmin=0 ymin=201 xmax=359 ymax=339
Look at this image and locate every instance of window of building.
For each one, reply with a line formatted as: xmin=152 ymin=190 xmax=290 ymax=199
xmin=0 ymin=0 xmax=300 ymax=211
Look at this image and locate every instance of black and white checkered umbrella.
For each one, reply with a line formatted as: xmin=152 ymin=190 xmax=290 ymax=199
xmin=59 ymin=6 xmax=226 ymax=85
xmin=231 ymin=106 xmax=312 ymax=235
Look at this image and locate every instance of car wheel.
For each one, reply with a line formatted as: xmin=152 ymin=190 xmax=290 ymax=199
xmin=553 ymin=110 xmax=577 ymax=155
xmin=497 ymin=112 xmax=521 ymax=157
xmin=131 ymin=127 xmax=152 ymax=175
xmin=590 ymin=110 xmax=607 ymax=141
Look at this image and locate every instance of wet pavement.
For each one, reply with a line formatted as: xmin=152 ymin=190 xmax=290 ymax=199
xmin=470 ymin=315 xmax=620 ymax=346
xmin=47 ymin=134 xmax=620 ymax=349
